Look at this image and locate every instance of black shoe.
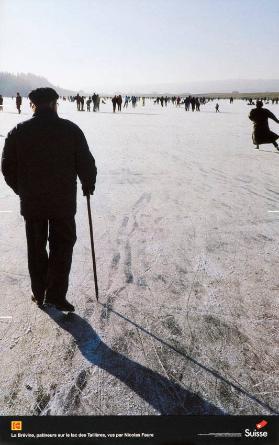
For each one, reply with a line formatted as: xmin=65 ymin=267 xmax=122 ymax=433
xmin=55 ymin=300 xmax=75 ymax=312
xmin=45 ymin=299 xmax=75 ymax=312
xmin=31 ymin=295 xmax=44 ymax=308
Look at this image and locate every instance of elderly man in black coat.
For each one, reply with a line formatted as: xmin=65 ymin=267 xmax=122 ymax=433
xmin=249 ymin=100 xmax=279 ymax=150
xmin=1 ymin=88 xmax=97 ymax=312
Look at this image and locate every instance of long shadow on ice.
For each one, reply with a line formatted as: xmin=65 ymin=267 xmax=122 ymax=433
xmin=44 ymin=308 xmax=223 ymax=415
xmin=100 ymin=304 xmax=278 ymax=415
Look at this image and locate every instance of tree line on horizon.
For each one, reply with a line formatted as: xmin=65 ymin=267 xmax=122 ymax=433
xmin=0 ymin=72 xmax=76 ymax=97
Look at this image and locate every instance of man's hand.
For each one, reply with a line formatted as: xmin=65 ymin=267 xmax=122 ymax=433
xmin=82 ymin=185 xmax=95 ymax=196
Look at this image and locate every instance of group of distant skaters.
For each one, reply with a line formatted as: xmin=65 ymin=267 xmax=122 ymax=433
xmin=70 ymin=92 xmax=279 ymax=150
xmin=111 ymin=95 xmax=139 ymax=112
xmin=247 ymin=97 xmax=279 ymax=106
xmin=155 ymin=95 xmax=203 ymax=111
xmin=0 ymin=92 xmax=22 ymax=113
xmin=1 ymin=92 xmax=278 ymax=151
xmin=69 ymin=93 xmax=140 ymax=113
xmin=153 ymin=95 xmax=221 ymax=112
xmin=73 ymin=93 xmax=103 ymax=112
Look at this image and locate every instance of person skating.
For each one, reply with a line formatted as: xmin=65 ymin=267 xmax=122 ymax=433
xmin=16 ymin=92 xmax=22 ymax=114
xmin=249 ymin=100 xmax=279 ymax=150
xmin=184 ymin=97 xmax=190 ymax=111
xmin=215 ymin=103 xmax=220 ymax=112
xmin=95 ymin=95 xmax=100 ymax=111
xmin=124 ymin=96 xmax=129 ymax=108
xmin=190 ymin=97 xmax=196 ymax=111
xmin=80 ymin=96 xmax=85 ymax=111
xmin=0 ymin=95 xmax=3 ymax=111
xmin=86 ymin=98 xmax=92 ymax=111
xmin=112 ymin=95 xmax=117 ymax=112
xmin=92 ymin=93 xmax=97 ymax=112
xmin=75 ymin=93 xmax=81 ymax=111
xmin=117 ymin=95 xmax=122 ymax=111
xmin=1 ymin=88 xmax=97 ymax=312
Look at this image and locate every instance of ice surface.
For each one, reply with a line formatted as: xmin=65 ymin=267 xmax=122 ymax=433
xmin=0 ymin=97 xmax=278 ymax=415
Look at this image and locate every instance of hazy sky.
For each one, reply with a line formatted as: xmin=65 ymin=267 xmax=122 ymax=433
xmin=1 ymin=0 xmax=279 ymax=91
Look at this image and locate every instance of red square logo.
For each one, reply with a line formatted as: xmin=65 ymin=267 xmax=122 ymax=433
xmin=256 ymin=420 xmax=268 ymax=430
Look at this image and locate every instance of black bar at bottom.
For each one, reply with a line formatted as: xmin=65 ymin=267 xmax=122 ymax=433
xmin=0 ymin=416 xmax=278 ymax=445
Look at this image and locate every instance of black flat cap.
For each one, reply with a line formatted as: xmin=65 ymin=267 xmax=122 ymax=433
xmin=29 ymin=87 xmax=59 ymax=105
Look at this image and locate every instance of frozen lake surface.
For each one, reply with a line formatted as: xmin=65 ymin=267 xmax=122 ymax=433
xmin=0 ymin=97 xmax=278 ymax=415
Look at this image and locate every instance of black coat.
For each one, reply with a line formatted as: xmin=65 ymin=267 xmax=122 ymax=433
xmin=249 ymin=108 xmax=279 ymax=145
xmin=1 ymin=109 xmax=97 ymax=218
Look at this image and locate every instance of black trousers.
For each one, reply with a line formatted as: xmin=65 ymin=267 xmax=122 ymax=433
xmin=25 ymin=218 xmax=76 ymax=303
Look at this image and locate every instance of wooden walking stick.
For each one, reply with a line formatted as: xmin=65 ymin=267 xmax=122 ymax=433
xmin=86 ymin=193 xmax=99 ymax=300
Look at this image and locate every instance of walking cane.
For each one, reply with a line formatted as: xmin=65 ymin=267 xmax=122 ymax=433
xmin=86 ymin=193 xmax=99 ymax=301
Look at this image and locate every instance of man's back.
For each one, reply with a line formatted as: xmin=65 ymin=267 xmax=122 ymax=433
xmin=2 ymin=108 xmax=97 ymax=218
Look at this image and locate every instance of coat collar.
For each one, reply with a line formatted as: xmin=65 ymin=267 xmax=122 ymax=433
xmin=33 ymin=108 xmax=58 ymax=118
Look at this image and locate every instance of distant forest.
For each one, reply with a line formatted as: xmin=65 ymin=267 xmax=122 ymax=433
xmin=0 ymin=72 xmax=76 ymax=97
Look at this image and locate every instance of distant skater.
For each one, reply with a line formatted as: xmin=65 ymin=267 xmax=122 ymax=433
xmin=86 ymin=98 xmax=92 ymax=111
xmin=0 ymin=95 xmax=3 ymax=111
xmin=75 ymin=94 xmax=81 ymax=111
xmin=80 ymin=96 xmax=85 ymax=111
xmin=92 ymin=93 xmax=98 ymax=112
xmin=249 ymin=100 xmax=279 ymax=150
xmin=215 ymin=103 xmax=220 ymax=112
xmin=124 ymin=96 xmax=129 ymax=108
xmin=190 ymin=97 xmax=196 ymax=111
xmin=16 ymin=92 xmax=22 ymax=114
xmin=112 ymin=95 xmax=117 ymax=112
xmin=117 ymin=95 xmax=122 ymax=111
xmin=95 ymin=95 xmax=100 ymax=111
xmin=184 ymin=97 xmax=190 ymax=111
